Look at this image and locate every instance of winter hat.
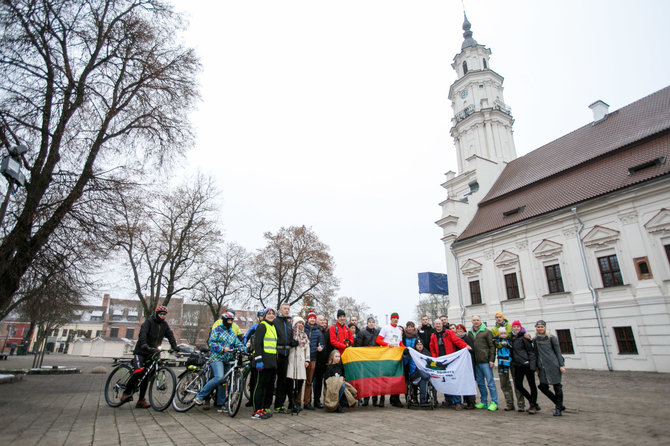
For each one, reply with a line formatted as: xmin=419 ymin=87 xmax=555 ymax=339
xmin=535 ymin=320 xmax=547 ymax=327
xmin=494 ymin=312 xmax=505 ymax=319
xmin=292 ymin=316 xmax=305 ymax=326
xmin=367 ymin=316 xmax=375 ymax=323
xmin=263 ymin=307 xmax=276 ymax=317
xmin=307 ymin=311 xmax=317 ymax=320
xmin=512 ymin=320 xmax=522 ymax=327
xmin=390 ymin=312 xmax=399 ymax=319
xmin=337 ymin=309 xmax=346 ymax=318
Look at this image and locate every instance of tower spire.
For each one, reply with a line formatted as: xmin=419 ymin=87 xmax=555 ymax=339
xmin=461 ymin=13 xmax=478 ymax=50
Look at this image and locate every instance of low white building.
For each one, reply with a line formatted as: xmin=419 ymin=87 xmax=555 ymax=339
xmin=89 ymin=337 xmax=134 ymax=358
xmin=437 ymin=16 xmax=670 ymax=372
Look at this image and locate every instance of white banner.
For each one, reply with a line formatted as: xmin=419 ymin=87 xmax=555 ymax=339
xmin=408 ymin=347 xmax=477 ymax=396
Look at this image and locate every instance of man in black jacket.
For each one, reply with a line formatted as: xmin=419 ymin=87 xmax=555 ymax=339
xmin=418 ymin=315 xmax=435 ymax=347
xmin=358 ymin=317 xmax=381 ymax=407
xmin=120 ymin=306 xmax=179 ymax=408
xmin=273 ymin=303 xmax=294 ymax=413
xmin=312 ymin=314 xmax=329 ymax=409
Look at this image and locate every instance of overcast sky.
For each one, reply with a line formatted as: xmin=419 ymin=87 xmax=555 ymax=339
xmin=122 ymin=0 xmax=670 ymax=324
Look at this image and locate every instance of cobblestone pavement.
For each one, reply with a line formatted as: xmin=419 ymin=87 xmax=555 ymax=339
xmin=0 ymin=355 xmax=668 ymax=445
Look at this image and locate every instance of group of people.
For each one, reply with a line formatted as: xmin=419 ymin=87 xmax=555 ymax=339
xmin=118 ymin=305 xmax=566 ymax=419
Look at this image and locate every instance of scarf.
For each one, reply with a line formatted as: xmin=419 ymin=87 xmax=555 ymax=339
xmin=294 ymin=326 xmax=308 ymax=347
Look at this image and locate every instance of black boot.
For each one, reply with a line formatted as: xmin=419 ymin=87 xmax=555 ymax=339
xmin=553 ymin=406 xmax=563 ymax=416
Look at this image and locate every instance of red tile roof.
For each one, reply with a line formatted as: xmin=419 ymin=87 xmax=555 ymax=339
xmin=456 ymin=86 xmax=670 ymax=242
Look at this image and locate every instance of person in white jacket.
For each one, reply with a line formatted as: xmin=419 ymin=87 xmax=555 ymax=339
xmin=287 ymin=316 xmax=310 ymax=413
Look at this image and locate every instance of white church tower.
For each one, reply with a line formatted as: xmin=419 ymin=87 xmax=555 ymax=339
xmin=437 ymin=14 xmax=517 ymax=311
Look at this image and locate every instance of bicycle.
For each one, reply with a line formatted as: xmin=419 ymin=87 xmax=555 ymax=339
xmin=221 ymin=349 xmax=252 ymax=417
xmin=104 ymin=348 xmax=177 ymax=411
xmin=172 ymin=349 xmax=213 ymax=412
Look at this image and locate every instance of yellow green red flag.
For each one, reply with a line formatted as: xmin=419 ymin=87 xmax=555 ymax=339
xmin=341 ymin=346 xmax=405 ymax=399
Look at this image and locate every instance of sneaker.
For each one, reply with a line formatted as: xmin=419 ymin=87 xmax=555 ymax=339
xmin=217 ymin=406 xmax=227 ymax=413
xmin=488 ymin=402 xmax=498 ymax=411
xmin=263 ymin=409 xmax=273 ymax=418
xmin=193 ymin=397 xmax=204 ymax=406
xmin=553 ymin=408 xmax=563 ymax=417
xmin=274 ymin=406 xmax=288 ymax=414
xmin=454 ymin=404 xmax=463 ymax=411
xmin=528 ymin=405 xmax=536 ymax=415
xmin=303 ymin=403 xmax=315 ymax=410
xmin=535 ymin=404 xmax=541 ymax=411
xmin=475 ymin=402 xmax=488 ymax=409
xmin=135 ymin=399 xmax=150 ymax=409
xmin=119 ymin=394 xmax=133 ymax=405
xmin=251 ymin=409 xmax=264 ymax=420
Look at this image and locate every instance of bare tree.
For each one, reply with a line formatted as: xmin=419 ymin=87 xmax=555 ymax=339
xmin=109 ymin=175 xmax=221 ymax=318
xmin=180 ymin=303 xmax=209 ymax=346
xmin=192 ymin=241 xmax=250 ymax=321
xmin=0 ymin=0 xmax=200 ymax=316
xmin=415 ymin=294 xmax=450 ymax=321
xmin=334 ymin=296 xmax=370 ymax=323
xmin=247 ymin=225 xmax=339 ymax=311
xmin=18 ymin=270 xmax=84 ymax=368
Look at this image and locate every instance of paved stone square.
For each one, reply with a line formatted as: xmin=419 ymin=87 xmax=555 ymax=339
xmin=0 ymin=355 xmax=668 ymax=445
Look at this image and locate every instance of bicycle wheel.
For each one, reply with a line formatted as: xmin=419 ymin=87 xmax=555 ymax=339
xmin=242 ymin=367 xmax=251 ymax=401
xmin=104 ymin=364 xmax=133 ymax=407
xmin=430 ymin=386 xmax=438 ymax=409
xmin=148 ymin=366 xmax=176 ymax=411
xmin=172 ymin=370 xmax=205 ymax=412
xmin=226 ymin=369 xmax=244 ymax=417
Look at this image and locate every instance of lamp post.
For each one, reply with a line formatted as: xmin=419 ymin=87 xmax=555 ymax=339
xmin=0 ymin=144 xmax=29 ymax=227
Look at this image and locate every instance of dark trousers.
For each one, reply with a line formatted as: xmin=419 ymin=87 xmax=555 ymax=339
xmin=538 ymin=382 xmax=564 ymax=409
xmin=513 ymin=365 xmax=538 ymax=407
xmin=252 ymin=368 xmax=276 ymax=411
xmin=287 ymin=378 xmax=304 ymax=407
xmin=124 ymin=354 xmax=149 ymax=400
xmin=313 ymin=365 xmax=326 ymax=404
xmin=274 ymin=353 xmax=289 ymax=408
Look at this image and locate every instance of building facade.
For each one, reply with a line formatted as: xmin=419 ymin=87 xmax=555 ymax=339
xmin=437 ymin=16 xmax=670 ymax=372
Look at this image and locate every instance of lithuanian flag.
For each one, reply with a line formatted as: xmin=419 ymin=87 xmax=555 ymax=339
xmin=341 ymin=346 xmax=405 ymax=398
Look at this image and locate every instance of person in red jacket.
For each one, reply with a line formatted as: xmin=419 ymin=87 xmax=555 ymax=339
xmin=429 ymin=318 xmax=470 ymax=357
xmin=329 ymin=309 xmax=354 ymax=355
xmin=429 ymin=318 xmax=471 ymax=408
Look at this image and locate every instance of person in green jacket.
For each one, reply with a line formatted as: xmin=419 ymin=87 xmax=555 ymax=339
xmin=469 ymin=315 xmax=498 ymax=411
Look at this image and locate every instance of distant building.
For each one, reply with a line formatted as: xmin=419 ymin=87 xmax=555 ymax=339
xmin=437 ymin=16 xmax=670 ymax=372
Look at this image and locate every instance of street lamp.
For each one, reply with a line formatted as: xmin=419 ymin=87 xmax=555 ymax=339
xmin=0 ymin=144 xmax=29 ymax=226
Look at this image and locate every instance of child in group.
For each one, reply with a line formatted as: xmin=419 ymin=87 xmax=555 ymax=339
xmin=495 ymin=327 xmax=515 ymax=411
xmin=323 ymin=349 xmax=357 ymax=413
xmin=408 ymin=339 xmax=431 ymax=405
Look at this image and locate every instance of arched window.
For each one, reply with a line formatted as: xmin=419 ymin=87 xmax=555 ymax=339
xmin=462 ymin=61 xmax=468 ymax=75
xmin=483 ymin=58 xmax=487 ymax=69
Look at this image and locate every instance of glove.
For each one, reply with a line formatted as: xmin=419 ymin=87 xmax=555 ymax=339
xmin=149 ymin=347 xmax=159 ymax=355
xmin=255 ymin=361 xmax=264 ymax=371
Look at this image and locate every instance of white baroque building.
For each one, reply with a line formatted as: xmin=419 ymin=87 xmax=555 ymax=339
xmin=437 ymin=15 xmax=670 ymax=372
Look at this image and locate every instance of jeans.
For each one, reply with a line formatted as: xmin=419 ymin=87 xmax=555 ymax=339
xmin=197 ymin=360 xmax=230 ymax=406
xmin=409 ymin=370 xmax=429 ymax=403
xmin=474 ymin=362 xmax=498 ymax=405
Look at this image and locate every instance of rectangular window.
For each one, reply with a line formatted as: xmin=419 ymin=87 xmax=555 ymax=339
xmin=665 ymin=244 xmax=670 ymax=265
xmin=62 ymin=329 xmax=68 ymax=337
xmin=109 ymin=327 xmax=119 ymax=338
xmin=95 ymin=330 xmax=102 ymax=337
xmin=504 ymin=273 xmax=520 ymax=299
xmin=545 ymin=264 xmax=565 ymax=294
xmin=633 ymin=257 xmax=652 ymax=280
xmin=597 ymin=255 xmax=624 ymax=287
xmin=125 ymin=328 xmax=135 ymax=339
xmin=86 ymin=330 xmax=92 ymax=338
xmin=469 ymin=280 xmax=482 ymax=305
xmin=614 ymin=326 xmax=638 ymax=354
xmin=555 ymin=329 xmax=574 ymax=354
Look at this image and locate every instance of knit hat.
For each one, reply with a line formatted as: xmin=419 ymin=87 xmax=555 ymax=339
xmin=367 ymin=316 xmax=375 ymax=323
xmin=455 ymin=324 xmax=467 ymax=332
xmin=293 ymin=316 xmax=305 ymax=326
xmin=307 ymin=311 xmax=317 ymax=320
xmin=263 ymin=307 xmax=276 ymax=317
xmin=512 ymin=320 xmax=522 ymax=327
xmin=390 ymin=312 xmax=399 ymax=319
xmin=415 ymin=338 xmax=423 ymax=345
xmin=494 ymin=312 xmax=505 ymax=319
xmin=535 ymin=320 xmax=547 ymax=327
xmin=337 ymin=309 xmax=346 ymax=318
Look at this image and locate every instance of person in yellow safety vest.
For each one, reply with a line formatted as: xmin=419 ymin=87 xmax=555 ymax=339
xmin=211 ymin=309 xmax=242 ymax=338
xmin=250 ymin=307 xmax=278 ymax=420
